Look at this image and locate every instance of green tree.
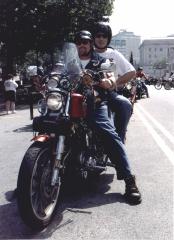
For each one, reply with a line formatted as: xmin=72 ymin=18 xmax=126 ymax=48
xmin=0 ymin=0 xmax=114 ymax=73
xmin=129 ymin=51 xmax=134 ymax=66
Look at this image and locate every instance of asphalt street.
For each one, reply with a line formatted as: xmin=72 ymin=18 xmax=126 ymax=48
xmin=0 ymin=86 xmax=173 ymax=240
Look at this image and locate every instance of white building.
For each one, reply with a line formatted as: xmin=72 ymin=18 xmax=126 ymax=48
xmin=139 ymin=37 xmax=174 ymax=77
xmin=110 ymin=30 xmax=141 ymax=66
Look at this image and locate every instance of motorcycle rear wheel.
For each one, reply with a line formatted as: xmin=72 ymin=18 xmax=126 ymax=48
xmin=164 ymin=82 xmax=171 ymax=90
xmin=17 ymin=141 xmax=61 ymax=230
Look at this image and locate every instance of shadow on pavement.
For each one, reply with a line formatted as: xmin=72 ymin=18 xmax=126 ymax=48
xmin=1 ymin=172 xmax=125 ymax=239
xmin=13 ymin=124 xmax=33 ymax=133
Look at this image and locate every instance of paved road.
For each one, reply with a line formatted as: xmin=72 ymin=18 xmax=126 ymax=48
xmin=0 ymin=86 xmax=173 ymax=240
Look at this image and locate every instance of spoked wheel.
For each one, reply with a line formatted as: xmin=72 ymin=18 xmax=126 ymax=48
xmin=31 ymin=151 xmax=60 ymax=223
xmin=17 ymin=142 xmax=61 ymax=230
xmin=155 ymin=81 xmax=162 ymax=90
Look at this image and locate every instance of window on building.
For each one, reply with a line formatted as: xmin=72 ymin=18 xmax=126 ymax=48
xmin=121 ymin=40 xmax=126 ymax=46
xmin=149 ymin=48 xmax=151 ymax=51
xmin=160 ymin=48 xmax=163 ymax=51
xmin=149 ymin=54 xmax=151 ymax=58
xmin=115 ymin=40 xmax=120 ymax=45
xmin=115 ymin=39 xmax=126 ymax=47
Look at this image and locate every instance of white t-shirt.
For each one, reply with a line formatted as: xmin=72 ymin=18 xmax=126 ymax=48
xmin=97 ymin=48 xmax=135 ymax=77
xmin=80 ymin=59 xmax=90 ymax=69
xmin=4 ymin=79 xmax=18 ymax=92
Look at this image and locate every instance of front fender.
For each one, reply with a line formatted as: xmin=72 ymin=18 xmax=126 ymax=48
xmin=31 ymin=134 xmax=51 ymax=142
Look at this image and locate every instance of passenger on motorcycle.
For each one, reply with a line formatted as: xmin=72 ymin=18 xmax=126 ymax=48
xmin=74 ymin=30 xmax=142 ymax=204
xmin=92 ymin=22 xmax=135 ymax=144
xmin=136 ymin=67 xmax=150 ymax=98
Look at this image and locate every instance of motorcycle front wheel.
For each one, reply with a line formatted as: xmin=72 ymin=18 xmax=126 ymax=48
xmin=17 ymin=141 xmax=61 ymax=230
xmin=154 ymin=81 xmax=162 ymax=90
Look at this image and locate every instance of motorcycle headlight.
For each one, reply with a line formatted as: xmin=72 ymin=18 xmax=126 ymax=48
xmin=126 ymin=82 xmax=132 ymax=90
xmin=47 ymin=76 xmax=59 ymax=89
xmin=47 ymin=93 xmax=62 ymax=111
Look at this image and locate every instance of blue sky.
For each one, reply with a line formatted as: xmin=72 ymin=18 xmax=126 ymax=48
xmin=109 ymin=0 xmax=174 ymax=40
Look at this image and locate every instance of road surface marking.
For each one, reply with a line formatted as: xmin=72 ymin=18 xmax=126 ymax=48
xmin=137 ymin=104 xmax=174 ymax=145
xmin=135 ymin=107 xmax=174 ymax=166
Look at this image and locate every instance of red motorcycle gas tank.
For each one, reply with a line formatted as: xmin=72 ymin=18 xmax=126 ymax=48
xmin=70 ymin=93 xmax=86 ymax=118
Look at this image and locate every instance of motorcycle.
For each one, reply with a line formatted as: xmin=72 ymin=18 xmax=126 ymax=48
xmin=147 ymin=77 xmax=158 ymax=86
xmin=135 ymin=78 xmax=147 ymax=99
xmin=122 ymin=78 xmax=147 ymax=101
xmin=119 ymin=80 xmax=137 ymax=113
xmin=17 ymin=43 xmax=114 ymax=230
xmin=154 ymin=78 xmax=168 ymax=90
xmin=164 ymin=78 xmax=174 ymax=90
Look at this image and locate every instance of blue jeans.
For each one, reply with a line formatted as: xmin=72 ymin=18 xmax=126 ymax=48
xmin=87 ymin=103 xmax=132 ymax=180
xmin=108 ymin=91 xmax=132 ymax=143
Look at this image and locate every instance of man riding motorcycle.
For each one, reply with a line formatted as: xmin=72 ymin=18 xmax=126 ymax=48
xmin=136 ymin=67 xmax=150 ymax=98
xmin=75 ymin=30 xmax=142 ymax=204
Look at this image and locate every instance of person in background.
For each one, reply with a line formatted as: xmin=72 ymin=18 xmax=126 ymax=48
xmin=92 ymin=22 xmax=135 ymax=143
xmin=4 ymin=73 xmax=18 ymax=114
xmin=27 ymin=65 xmax=45 ymax=119
xmin=136 ymin=67 xmax=150 ymax=98
xmin=74 ymin=30 xmax=142 ymax=205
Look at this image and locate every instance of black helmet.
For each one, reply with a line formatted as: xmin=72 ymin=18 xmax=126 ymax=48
xmin=74 ymin=30 xmax=92 ymax=43
xmin=93 ymin=22 xmax=112 ymax=45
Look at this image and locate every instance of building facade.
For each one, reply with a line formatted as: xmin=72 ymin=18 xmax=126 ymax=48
xmin=110 ymin=30 xmax=141 ymax=67
xmin=139 ymin=37 xmax=174 ymax=77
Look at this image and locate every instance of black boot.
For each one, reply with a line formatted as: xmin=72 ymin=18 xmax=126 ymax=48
xmin=124 ymin=175 xmax=142 ymax=204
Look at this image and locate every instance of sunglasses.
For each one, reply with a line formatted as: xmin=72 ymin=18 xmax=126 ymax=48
xmin=95 ymin=33 xmax=108 ymax=39
xmin=76 ymin=39 xmax=90 ymax=46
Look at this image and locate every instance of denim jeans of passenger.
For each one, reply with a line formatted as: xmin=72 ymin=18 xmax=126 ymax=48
xmin=108 ymin=91 xmax=132 ymax=143
xmin=87 ymin=103 xmax=132 ymax=180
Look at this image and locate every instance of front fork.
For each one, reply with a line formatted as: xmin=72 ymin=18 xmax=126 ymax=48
xmin=51 ymin=93 xmax=70 ymax=186
xmin=51 ymin=135 xmax=65 ymax=186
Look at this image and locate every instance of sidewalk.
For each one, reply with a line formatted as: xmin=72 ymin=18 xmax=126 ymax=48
xmin=0 ymin=105 xmax=26 ymax=116
xmin=0 ymin=101 xmax=39 ymax=119
xmin=0 ymin=96 xmax=29 ymax=115
xmin=0 ymin=95 xmax=34 ymax=117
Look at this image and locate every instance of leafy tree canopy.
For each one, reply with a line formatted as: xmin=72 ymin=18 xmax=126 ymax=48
xmin=0 ymin=0 xmax=114 ymax=73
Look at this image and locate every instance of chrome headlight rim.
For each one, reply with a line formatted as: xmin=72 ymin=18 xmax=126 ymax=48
xmin=37 ymin=99 xmax=47 ymax=115
xmin=46 ymin=93 xmax=62 ymax=111
xmin=47 ymin=76 xmax=59 ymax=89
